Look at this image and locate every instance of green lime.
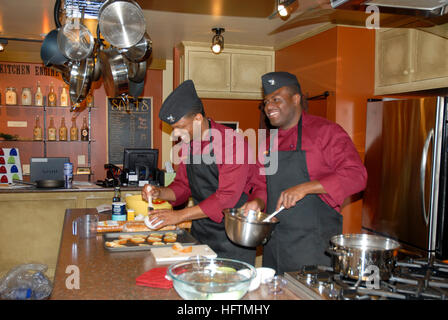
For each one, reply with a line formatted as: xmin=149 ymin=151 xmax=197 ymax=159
xmin=217 ymin=266 xmax=236 ymax=273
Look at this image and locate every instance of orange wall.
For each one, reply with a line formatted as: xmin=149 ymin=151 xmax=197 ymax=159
xmin=275 ymin=26 xmax=376 ymax=234
xmin=0 ymin=62 xmax=163 ymax=182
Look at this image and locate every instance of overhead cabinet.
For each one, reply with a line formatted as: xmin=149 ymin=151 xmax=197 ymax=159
xmin=179 ymin=42 xmax=275 ymax=99
xmin=375 ymin=25 xmax=448 ymax=95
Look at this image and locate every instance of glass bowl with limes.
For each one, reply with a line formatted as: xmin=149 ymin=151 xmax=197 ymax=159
xmin=167 ymin=257 xmax=256 ymax=300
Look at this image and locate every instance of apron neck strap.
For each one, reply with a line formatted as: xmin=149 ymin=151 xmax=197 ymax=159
xmin=296 ymin=115 xmax=303 ymax=151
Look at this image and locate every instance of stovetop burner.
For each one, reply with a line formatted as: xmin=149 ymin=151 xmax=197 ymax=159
xmin=284 ymin=256 xmax=448 ymax=300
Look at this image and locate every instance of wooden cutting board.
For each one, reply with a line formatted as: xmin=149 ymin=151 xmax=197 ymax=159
xmin=150 ymin=245 xmax=217 ymax=263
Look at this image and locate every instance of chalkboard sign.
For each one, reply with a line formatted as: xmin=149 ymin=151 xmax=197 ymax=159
xmin=107 ymin=97 xmax=153 ymax=165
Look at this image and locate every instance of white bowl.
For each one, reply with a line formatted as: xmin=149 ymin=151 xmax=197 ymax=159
xmin=257 ymin=267 xmax=276 ymax=284
xmin=237 ymin=268 xmax=261 ymax=291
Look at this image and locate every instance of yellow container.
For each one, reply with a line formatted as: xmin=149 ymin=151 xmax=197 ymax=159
xmin=125 ymin=195 xmax=172 ymax=216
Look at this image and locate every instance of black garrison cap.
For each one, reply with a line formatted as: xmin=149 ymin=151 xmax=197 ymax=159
xmin=261 ymin=71 xmax=302 ymax=95
xmin=159 ymin=80 xmax=204 ymax=124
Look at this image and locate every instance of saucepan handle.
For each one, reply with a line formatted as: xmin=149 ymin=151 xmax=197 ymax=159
xmin=326 ymin=247 xmax=350 ymax=257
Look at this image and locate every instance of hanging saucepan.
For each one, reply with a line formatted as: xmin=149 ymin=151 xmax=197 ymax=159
xmin=13 ymin=179 xmax=65 ymax=189
xmin=123 ymin=33 xmax=152 ymax=63
xmin=128 ymin=79 xmax=145 ymax=98
xmin=98 ymin=0 xmax=146 ymax=49
xmin=41 ymin=29 xmax=69 ymax=67
xmin=126 ymin=59 xmax=147 ymax=83
xmin=99 ymin=48 xmax=129 ymax=97
xmin=57 ymin=20 xmax=94 ymax=61
xmin=69 ymin=57 xmax=94 ymax=104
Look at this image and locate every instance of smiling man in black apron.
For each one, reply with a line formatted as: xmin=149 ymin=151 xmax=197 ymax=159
xmin=141 ymin=80 xmax=266 ymax=265
xmin=244 ymin=72 xmax=368 ymax=274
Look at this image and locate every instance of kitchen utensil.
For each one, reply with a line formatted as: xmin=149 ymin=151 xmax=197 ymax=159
xmin=223 ymin=208 xmax=279 ymax=247
xmin=167 ymin=257 xmax=255 ymax=300
xmin=13 ymin=179 xmax=65 ymax=188
xmin=327 ymin=233 xmax=401 ymax=281
xmin=263 ymin=206 xmax=285 ymax=222
xmin=123 ymin=32 xmax=152 ymax=62
xmin=57 ymin=20 xmax=94 ymax=61
xmin=99 ymin=48 xmax=129 ymax=97
xmin=98 ymin=0 xmax=146 ymax=49
xmin=72 ymin=214 xmax=98 ymax=238
xmin=69 ymin=57 xmax=94 ymax=104
xmin=128 ymin=79 xmax=145 ymax=98
xmin=126 ymin=59 xmax=147 ymax=83
xmin=151 ymin=245 xmax=217 ymax=263
xmin=40 ymin=29 xmax=69 ymax=66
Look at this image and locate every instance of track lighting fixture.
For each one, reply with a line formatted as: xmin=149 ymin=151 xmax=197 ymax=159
xmin=211 ymin=28 xmax=225 ymax=54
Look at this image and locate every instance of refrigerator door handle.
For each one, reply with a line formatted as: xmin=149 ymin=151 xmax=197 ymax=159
xmin=420 ymin=128 xmax=434 ymax=227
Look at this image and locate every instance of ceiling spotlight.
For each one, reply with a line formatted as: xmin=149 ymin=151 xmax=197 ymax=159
xmin=277 ymin=0 xmax=293 ymax=18
xmin=0 ymin=39 xmax=8 ymax=52
xmin=211 ymin=28 xmax=225 ymax=54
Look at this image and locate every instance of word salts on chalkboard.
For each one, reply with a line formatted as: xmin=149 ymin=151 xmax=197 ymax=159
xmin=107 ymin=97 xmax=153 ymax=165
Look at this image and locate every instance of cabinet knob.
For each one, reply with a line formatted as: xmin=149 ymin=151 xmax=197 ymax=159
xmin=403 ymin=70 xmax=409 ymax=75
xmin=410 ymin=69 xmax=415 ymax=73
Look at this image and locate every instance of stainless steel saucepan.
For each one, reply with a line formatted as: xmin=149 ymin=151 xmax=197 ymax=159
xmin=99 ymin=48 xmax=129 ymax=97
xmin=327 ymin=233 xmax=401 ymax=281
xmin=98 ymin=0 xmax=146 ymax=49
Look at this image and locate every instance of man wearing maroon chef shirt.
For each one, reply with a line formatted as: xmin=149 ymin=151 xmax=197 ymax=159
xmin=142 ymin=80 xmax=266 ymax=265
xmin=243 ymin=72 xmax=368 ymax=274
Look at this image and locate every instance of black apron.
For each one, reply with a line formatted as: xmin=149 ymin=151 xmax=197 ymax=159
xmin=186 ymin=121 xmax=256 ymax=265
xmin=263 ymin=117 xmax=342 ymax=274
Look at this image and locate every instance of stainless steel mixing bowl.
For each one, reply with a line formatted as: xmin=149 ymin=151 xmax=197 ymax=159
xmin=223 ymin=208 xmax=279 ymax=247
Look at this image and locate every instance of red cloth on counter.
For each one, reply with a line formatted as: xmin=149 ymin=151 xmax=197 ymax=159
xmin=136 ymin=267 xmax=173 ymax=289
xmin=257 ymin=111 xmax=367 ymax=212
xmin=168 ymin=119 xmax=267 ymax=223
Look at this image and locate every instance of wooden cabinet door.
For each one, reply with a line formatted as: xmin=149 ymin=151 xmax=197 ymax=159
xmin=376 ymin=29 xmax=413 ymax=87
xmin=231 ymin=53 xmax=272 ymax=93
xmin=187 ymin=51 xmax=231 ymax=92
xmin=413 ymin=26 xmax=448 ymax=82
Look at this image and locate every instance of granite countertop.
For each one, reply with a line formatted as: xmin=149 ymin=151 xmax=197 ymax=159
xmin=50 ymin=208 xmax=300 ymax=300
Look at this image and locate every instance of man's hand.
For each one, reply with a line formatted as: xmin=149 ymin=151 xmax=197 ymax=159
xmin=141 ymin=184 xmax=161 ymax=202
xmin=145 ymin=209 xmax=183 ymax=229
xmin=276 ymin=180 xmax=326 ymax=211
xmin=240 ymin=198 xmax=265 ymax=214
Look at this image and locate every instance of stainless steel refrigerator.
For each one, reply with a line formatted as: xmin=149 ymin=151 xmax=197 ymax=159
xmin=362 ymin=97 xmax=448 ymax=259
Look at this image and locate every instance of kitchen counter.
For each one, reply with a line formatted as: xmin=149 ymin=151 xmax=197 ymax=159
xmin=51 ymin=208 xmax=300 ymax=300
xmin=0 ymin=184 xmax=142 ymax=193
xmin=0 ymin=187 xmax=142 ymax=280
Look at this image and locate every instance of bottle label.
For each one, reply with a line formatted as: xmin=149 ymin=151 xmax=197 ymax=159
xmin=33 ymin=128 xmax=42 ymax=140
xmin=48 ymin=128 xmax=56 ymax=140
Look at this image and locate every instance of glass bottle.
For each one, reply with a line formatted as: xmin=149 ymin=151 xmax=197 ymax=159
xmin=48 ymin=82 xmax=57 ymax=107
xmin=113 ymin=186 xmax=121 ymax=202
xmin=35 ymin=81 xmax=43 ymax=106
xmin=70 ymin=117 xmax=78 ymax=141
xmin=48 ymin=116 xmax=57 ymax=141
xmin=80 ymin=116 xmax=89 ymax=141
xmin=33 ymin=116 xmax=43 ymax=141
xmin=60 ymin=86 xmax=68 ymax=107
xmin=59 ymin=117 xmax=68 ymax=141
